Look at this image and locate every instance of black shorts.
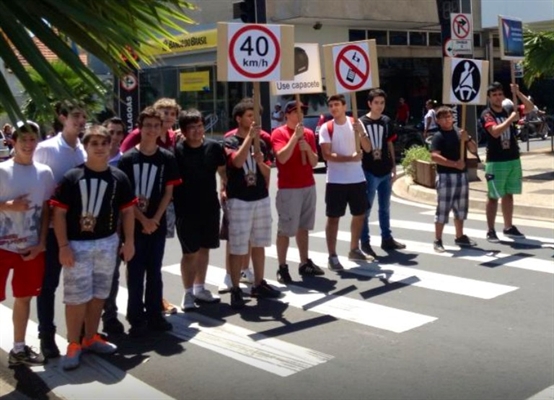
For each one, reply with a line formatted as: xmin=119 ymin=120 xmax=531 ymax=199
xmin=325 ymin=182 xmax=368 ymax=218
xmin=176 ymin=209 xmax=220 ymax=254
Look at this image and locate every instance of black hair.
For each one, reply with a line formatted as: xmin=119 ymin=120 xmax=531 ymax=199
xmin=367 ymin=88 xmax=387 ymax=103
xmin=178 ymin=109 xmax=205 ymax=132
xmin=327 ymin=94 xmax=346 ymax=105
xmin=487 ymin=81 xmax=504 ymax=96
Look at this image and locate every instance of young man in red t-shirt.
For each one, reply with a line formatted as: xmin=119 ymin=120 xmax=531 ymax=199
xmin=271 ymin=101 xmax=324 ymax=283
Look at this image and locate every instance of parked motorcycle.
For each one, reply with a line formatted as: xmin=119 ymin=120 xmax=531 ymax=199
xmin=516 ymin=116 xmax=550 ymax=141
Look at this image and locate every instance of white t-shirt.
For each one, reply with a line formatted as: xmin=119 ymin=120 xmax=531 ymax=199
xmin=318 ymin=118 xmax=365 ymax=184
xmin=33 ymin=133 xmax=86 ymax=183
xmin=424 ymin=109 xmax=438 ymax=130
xmin=0 ymin=160 xmax=56 ymax=253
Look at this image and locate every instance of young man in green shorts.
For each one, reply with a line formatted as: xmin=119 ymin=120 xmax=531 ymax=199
xmin=480 ymin=82 xmax=534 ymax=242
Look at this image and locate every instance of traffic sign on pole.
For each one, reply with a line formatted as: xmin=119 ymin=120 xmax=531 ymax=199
xmin=450 ymin=13 xmax=473 ymax=55
xmin=323 ymin=40 xmax=379 ymax=95
xmin=217 ymin=22 xmax=294 ymax=82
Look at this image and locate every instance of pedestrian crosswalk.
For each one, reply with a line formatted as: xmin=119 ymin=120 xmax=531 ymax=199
xmin=1 ymin=215 xmax=552 ymax=399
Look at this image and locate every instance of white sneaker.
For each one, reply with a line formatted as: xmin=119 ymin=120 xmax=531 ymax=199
xmin=240 ymin=269 xmax=254 ymax=284
xmin=218 ymin=274 xmax=233 ymax=293
xmin=181 ymin=292 xmax=198 ymax=311
xmin=193 ymin=288 xmax=221 ymax=304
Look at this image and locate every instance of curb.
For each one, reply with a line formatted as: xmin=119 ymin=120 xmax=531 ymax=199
xmin=392 ymin=173 xmax=554 ymax=222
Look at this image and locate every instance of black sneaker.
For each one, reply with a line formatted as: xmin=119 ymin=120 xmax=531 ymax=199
xmin=102 ymin=318 xmax=125 ymax=335
xmin=251 ymin=280 xmax=282 ymax=298
xmin=486 ymin=229 xmax=500 ymax=243
xmin=503 ymin=226 xmax=524 ymax=237
xmin=230 ymin=287 xmax=245 ymax=309
xmin=298 ymin=259 xmax=325 ymax=276
xmin=8 ymin=346 xmax=46 ymax=367
xmin=454 ymin=234 xmax=477 ymax=247
xmin=128 ymin=321 xmax=148 ymax=338
xmin=381 ymin=237 xmax=407 ymax=251
xmin=277 ymin=264 xmax=293 ymax=284
xmin=147 ymin=317 xmax=173 ymax=332
xmin=360 ymin=242 xmax=377 ymax=258
xmin=39 ymin=333 xmax=60 ymax=359
xmin=433 ymin=239 xmax=445 ymax=253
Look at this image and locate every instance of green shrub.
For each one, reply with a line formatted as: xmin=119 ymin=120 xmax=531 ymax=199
xmin=401 ymin=145 xmax=432 ymax=179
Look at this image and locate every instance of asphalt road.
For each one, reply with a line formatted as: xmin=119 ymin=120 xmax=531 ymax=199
xmin=1 ymin=163 xmax=553 ymax=400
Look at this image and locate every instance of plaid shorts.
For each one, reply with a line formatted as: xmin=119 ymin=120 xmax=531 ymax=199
xmin=434 ymin=172 xmax=469 ymax=224
xmin=227 ymin=197 xmax=272 ymax=255
xmin=63 ymin=233 xmax=119 ymax=305
xmin=165 ymin=201 xmax=176 ymax=238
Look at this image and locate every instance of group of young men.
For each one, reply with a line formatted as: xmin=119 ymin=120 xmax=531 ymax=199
xmin=0 ymin=80 xmax=529 ymax=371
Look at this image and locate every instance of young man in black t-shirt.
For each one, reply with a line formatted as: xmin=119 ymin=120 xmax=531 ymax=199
xmin=359 ymin=89 xmax=405 ymax=258
xmin=479 ymin=82 xmax=534 ymax=242
xmin=224 ymin=99 xmax=280 ymax=309
xmin=430 ymin=107 xmax=478 ymax=252
xmin=173 ymin=109 xmax=227 ymax=311
xmin=117 ymin=107 xmax=182 ymax=337
xmin=51 ymin=126 xmax=136 ymax=370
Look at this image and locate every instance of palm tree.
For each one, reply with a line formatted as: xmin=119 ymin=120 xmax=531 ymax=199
xmin=0 ymin=0 xmax=195 ymax=122
xmin=523 ymin=30 xmax=554 ymax=86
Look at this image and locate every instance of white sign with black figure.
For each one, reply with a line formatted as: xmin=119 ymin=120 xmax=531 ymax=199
xmin=271 ymin=43 xmax=323 ymax=95
xmin=443 ymin=58 xmax=489 ymax=105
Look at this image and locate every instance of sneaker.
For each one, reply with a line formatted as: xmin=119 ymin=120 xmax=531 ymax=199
xmin=433 ymin=239 xmax=445 ymax=253
xmin=102 ymin=318 xmax=125 ymax=335
xmin=454 ymin=234 xmax=477 ymax=247
xmin=8 ymin=346 xmax=46 ymax=367
xmin=348 ymin=248 xmax=374 ymax=262
xmin=194 ymin=288 xmax=221 ymax=304
xmin=181 ymin=292 xmax=199 ymax=311
xmin=503 ymin=226 xmax=524 ymax=238
xmin=360 ymin=241 xmax=377 ymax=258
xmin=82 ymin=334 xmax=117 ymax=354
xmin=327 ymin=255 xmax=344 ymax=271
xmin=381 ymin=237 xmax=407 ymax=250
xmin=298 ymin=259 xmax=325 ymax=276
xmin=218 ymin=274 xmax=233 ymax=294
xmin=62 ymin=343 xmax=82 ymax=371
xmin=277 ymin=264 xmax=293 ymax=283
xmin=128 ymin=322 xmax=148 ymax=338
xmin=486 ymin=229 xmax=500 ymax=243
xmin=230 ymin=287 xmax=246 ymax=310
xmin=147 ymin=317 xmax=173 ymax=332
xmin=251 ymin=280 xmax=282 ymax=298
xmin=162 ymin=298 xmax=178 ymax=315
xmin=240 ymin=269 xmax=255 ymax=284
xmin=39 ymin=333 xmax=60 ymax=359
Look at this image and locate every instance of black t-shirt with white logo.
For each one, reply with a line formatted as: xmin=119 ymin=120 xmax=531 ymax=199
xmin=173 ymin=138 xmax=226 ymax=216
xmin=117 ymin=147 xmax=181 ymax=223
xmin=224 ymin=135 xmax=270 ymax=201
xmin=480 ymin=107 xmax=519 ymax=162
xmin=51 ymin=165 xmax=136 ymax=241
xmin=430 ymin=129 xmax=467 ymax=174
xmin=359 ymin=114 xmax=396 ymax=177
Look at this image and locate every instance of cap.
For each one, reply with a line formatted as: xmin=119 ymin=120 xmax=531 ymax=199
xmin=284 ymin=100 xmax=308 ymax=114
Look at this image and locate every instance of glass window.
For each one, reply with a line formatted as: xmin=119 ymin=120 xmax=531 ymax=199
xmin=429 ymin=32 xmax=442 ymax=46
xmin=409 ymin=32 xmax=427 ymax=46
xmin=367 ymin=30 xmax=387 ymax=45
xmin=493 ymin=37 xmax=499 ymax=48
xmin=349 ymin=30 xmax=366 ymax=42
xmin=389 ymin=31 xmax=407 ymax=46
xmin=473 ymin=33 xmax=481 ymax=47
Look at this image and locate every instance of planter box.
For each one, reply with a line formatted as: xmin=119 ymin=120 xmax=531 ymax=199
xmin=413 ymin=159 xmax=436 ymax=188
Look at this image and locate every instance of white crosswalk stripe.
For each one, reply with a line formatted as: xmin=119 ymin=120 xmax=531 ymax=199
xmin=311 ymin=231 xmax=554 ymax=275
xmin=264 ymin=246 xmax=519 ymax=299
xmin=162 ymin=265 xmax=437 ymax=333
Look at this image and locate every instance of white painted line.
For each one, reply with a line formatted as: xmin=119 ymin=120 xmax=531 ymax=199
xmin=311 ymin=231 xmax=554 ymax=275
xmin=391 ymin=192 xmax=435 ymax=209
xmin=0 ymin=305 xmax=173 ymax=400
xmin=265 ymin=246 xmax=518 ymax=300
xmin=381 ymin=219 xmax=554 ymax=248
xmin=419 ymin=210 xmax=554 ymax=231
xmin=163 ymin=265 xmax=437 ymax=334
xmin=115 ymin=286 xmax=332 ymax=377
xmin=526 ymin=384 xmax=554 ymax=400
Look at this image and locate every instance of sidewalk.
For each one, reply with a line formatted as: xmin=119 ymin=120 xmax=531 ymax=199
xmin=393 ymin=148 xmax=554 ymax=222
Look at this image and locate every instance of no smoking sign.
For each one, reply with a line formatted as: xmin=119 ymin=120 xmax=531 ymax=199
xmin=323 ymin=40 xmax=379 ymax=95
xmin=217 ymin=23 xmax=294 ymax=82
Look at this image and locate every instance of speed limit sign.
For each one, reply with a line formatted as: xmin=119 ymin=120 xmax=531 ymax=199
xmin=217 ymin=22 xmax=294 ymax=82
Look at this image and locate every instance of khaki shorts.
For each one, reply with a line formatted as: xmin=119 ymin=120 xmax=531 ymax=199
xmin=276 ymin=185 xmax=317 ymax=237
xmin=63 ymin=233 xmax=119 ymax=305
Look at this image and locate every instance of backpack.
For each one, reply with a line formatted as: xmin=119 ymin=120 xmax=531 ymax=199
xmin=326 ymin=116 xmax=355 ymax=139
